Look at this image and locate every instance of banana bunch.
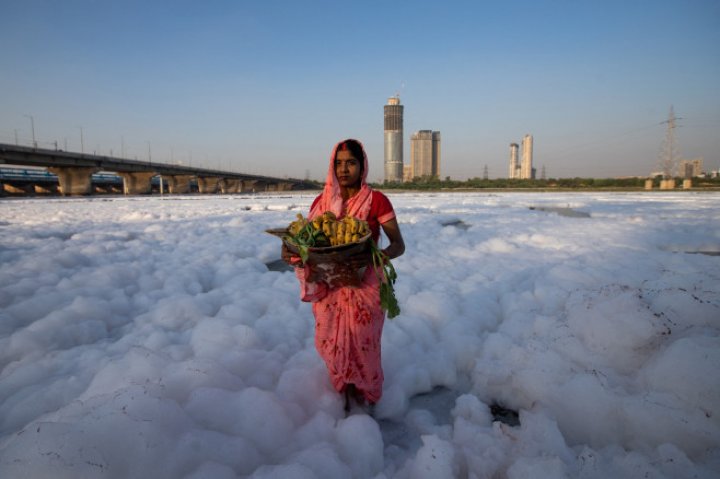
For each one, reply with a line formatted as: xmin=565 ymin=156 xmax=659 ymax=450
xmin=317 ymin=211 xmax=369 ymax=246
xmin=287 ymin=211 xmax=369 ymax=248
xmin=288 ymin=213 xmax=311 ymax=237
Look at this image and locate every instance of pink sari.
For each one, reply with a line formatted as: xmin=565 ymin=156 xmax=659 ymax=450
xmin=296 ymin=139 xmax=385 ymax=403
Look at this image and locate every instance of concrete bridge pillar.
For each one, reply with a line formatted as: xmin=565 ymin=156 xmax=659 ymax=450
xmin=220 ymin=178 xmax=240 ymax=193
xmin=198 ymin=176 xmax=220 ymax=194
xmin=660 ymin=179 xmax=676 ymax=190
xmin=243 ymin=180 xmax=273 ymax=193
xmin=48 ymin=167 xmax=97 ymax=195
xmin=167 ymin=175 xmax=194 ymax=194
xmin=119 ymin=172 xmax=155 ymax=195
xmin=241 ymin=180 xmax=259 ymax=193
xmin=276 ymin=182 xmax=293 ymax=191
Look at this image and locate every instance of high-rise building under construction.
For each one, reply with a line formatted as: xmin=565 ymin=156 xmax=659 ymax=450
xmin=384 ymin=96 xmax=404 ymax=183
xmin=410 ymin=130 xmax=441 ymax=179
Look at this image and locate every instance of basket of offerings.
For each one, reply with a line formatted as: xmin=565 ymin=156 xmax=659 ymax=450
xmin=266 ymin=212 xmax=372 ymax=287
xmin=267 ymin=211 xmax=401 ymax=317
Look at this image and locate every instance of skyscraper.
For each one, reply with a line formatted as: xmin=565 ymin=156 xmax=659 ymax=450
xmin=410 ymin=130 xmax=441 ymax=179
xmin=384 ymin=96 xmax=404 ymax=183
xmin=508 ymin=135 xmax=534 ymax=179
xmin=679 ymin=158 xmax=703 ymax=178
xmin=508 ymin=142 xmax=519 ymax=179
xmin=521 ymin=134 xmax=534 ymax=179
xmin=433 ymin=131 xmax=441 ymax=179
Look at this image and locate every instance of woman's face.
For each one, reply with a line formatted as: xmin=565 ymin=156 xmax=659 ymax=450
xmin=335 ymin=149 xmax=362 ymax=188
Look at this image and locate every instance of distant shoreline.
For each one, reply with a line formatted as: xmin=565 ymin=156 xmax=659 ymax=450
xmin=3 ymin=186 xmax=719 ymax=201
xmin=374 ymin=186 xmax=720 ymax=194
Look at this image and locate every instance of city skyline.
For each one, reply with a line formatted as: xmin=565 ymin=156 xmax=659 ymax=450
xmin=1 ymin=1 xmax=718 ymax=182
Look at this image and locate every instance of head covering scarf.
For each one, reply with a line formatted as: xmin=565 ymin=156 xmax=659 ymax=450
xmin=309 ymin=139 xmax=373 ymax=222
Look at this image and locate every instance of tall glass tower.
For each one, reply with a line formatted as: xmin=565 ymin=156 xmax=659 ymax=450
xmin=384 ymin=96 xmax=404 ymax=183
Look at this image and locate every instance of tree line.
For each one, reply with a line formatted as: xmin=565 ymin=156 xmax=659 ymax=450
xmin=373 ymin=175 xmax=720 ymax=190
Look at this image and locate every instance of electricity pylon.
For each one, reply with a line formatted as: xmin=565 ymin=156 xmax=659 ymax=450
xmin=659 ymin=106 xmax=682 ymax=179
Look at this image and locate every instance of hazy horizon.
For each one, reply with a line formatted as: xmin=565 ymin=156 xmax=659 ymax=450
xmin=1 ymin=0 xmax=718 ymax=181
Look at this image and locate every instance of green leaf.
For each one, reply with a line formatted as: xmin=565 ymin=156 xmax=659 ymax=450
xmin=370 ymin=240 xmax=401 ymax=319
xmin=297 ymin=244 xmax=309 ymax=263
xmin=286 ymin=224 xmax=315 ymax=263
xmin=380 ymin=283 xmax=401 ymax=319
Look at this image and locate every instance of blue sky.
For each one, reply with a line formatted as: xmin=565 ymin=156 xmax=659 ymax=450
xmin=1 ymin=0 xmax=718 ymax=181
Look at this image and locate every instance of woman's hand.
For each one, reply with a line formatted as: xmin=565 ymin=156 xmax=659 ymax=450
xmin=281 ymin=243 xmax=301 ymax=266
xmin=282 ymin=243 xmax=324 ymax=283
xmin=380 ymin=218 xmax=405 ymax=260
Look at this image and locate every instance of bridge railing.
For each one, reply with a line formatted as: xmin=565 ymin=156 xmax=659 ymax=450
xmin=0 ymin=167 xmax=57 ymax=180
xmin=0 ymin=167 xmax=124 ymax=184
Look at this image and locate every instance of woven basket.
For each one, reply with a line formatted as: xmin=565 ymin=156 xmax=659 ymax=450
xmin=266 ymin=228 xmax=372 ymax=287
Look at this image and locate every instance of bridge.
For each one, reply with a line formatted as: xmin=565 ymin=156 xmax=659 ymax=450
xmin=0 ymin=143 xmax=318 ymax=196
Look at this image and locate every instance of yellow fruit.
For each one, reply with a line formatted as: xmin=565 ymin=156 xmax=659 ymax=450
xmin=288 ymin=214 xmax=307 ymax=236
xmin=330 ymin=221 xmax=337 ymax=243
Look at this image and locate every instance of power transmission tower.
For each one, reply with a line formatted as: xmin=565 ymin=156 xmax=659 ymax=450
xmin=541 ymin=165 xmax=546 ymax=180
xmin=659 ymin=106 xmax=682 ymax=179
xmin=483 ymin=164 xmax=489 ymax=180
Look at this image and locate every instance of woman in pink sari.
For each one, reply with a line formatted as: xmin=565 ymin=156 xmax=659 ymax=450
xmin=282 ymin=139 xmax=405 ymax=411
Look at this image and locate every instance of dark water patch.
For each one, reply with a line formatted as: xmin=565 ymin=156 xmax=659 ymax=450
xmin=490 ymin=402 xmax=520 ymax=427
xmin=30 ymin=230 xmax=76 ymax=241
xmin=265 ymin=259 xmax=294 ymax=272
xmin=529 ymin=206 xmax=591 ymax=218
xmin=378 ymin=387 xmax=521 ymax=467
xmin=663 ymin=246 xmax=720 ymax=256
xmin=407 ymin=386 xmax=460 ymax=425
xmin=378 ymin=387 xmax=460 ymax=457
xmin=441 ymin=219 xmax=470 ymax=230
